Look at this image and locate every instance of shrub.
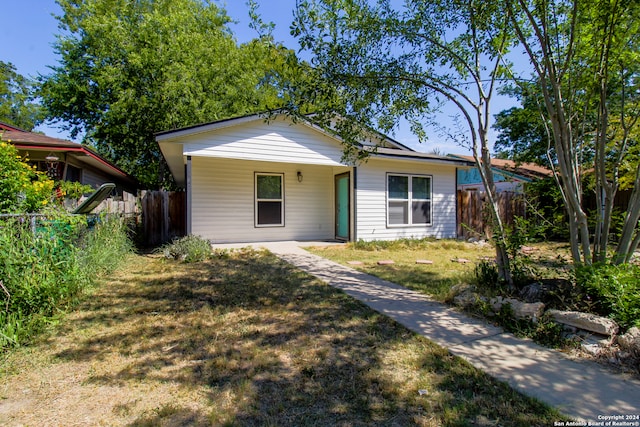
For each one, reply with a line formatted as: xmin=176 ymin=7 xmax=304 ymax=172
xmin=474 ymin=259 xmax=500 ymax=289
xmin=160 ymin=235 xmax=211 ymax=263
xmin=0 ymin=213 xmax=133 ymax=349
xmin=0 ymin=216 xmax=86 ymax=347
xmin=0 ymin=141 xmax=54 ymax=213
xmin=78 ymin=215 xmax=134 ymax=276
xmin=576 ymin=263 xmax=640 ymax=331
xmin=55 ymin=181 xmax=94 ymax=207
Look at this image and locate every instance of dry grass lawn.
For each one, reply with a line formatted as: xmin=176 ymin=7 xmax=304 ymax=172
xmin=0 ymin=249 xmax=566 ymax=426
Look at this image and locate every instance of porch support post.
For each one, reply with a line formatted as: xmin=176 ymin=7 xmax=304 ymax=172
xmin=186 ymin=155 xmax=192 ymax=235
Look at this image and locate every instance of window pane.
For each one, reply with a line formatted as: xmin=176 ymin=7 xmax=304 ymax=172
xmin=412 ymin=201 xmax=431 ymax=224
xmin=257 ymin=201 xmax=282 ymax=225
xmin=412 ymin=177 xmax=430 ymax=200
xmin=388 ymin=175 xmax=408 ymax=199
xmin=389 ymin=201 xmax=408 ymax=225
xmin=257 ymin=175 xmax=282 ymax=199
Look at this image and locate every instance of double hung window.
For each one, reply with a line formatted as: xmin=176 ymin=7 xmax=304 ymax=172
xmin=387 ymin=174 xmax=432 ymax=226
xmin=255 ymin=173 xmax=284 ymax=227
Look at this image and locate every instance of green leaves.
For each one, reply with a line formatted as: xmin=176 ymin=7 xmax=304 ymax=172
xmin=40 ymin=0 xmax=289 ymax=187
xmin=0 ymin=140 xmax=55 ymax=213
xmin=0 ymin=61 xmax=44 ymax=131
xmin=289 ymin=0 xmax=517 ymax=150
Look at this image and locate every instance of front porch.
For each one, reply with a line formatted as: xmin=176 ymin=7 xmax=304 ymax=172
xmin=187 ymin=156 xmax=354 ymax=243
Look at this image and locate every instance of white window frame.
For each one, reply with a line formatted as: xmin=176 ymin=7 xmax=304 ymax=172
xmin=255 ymin=172 xmax=285 ymax=227
xmin=386 ymin=173 xmax=432 ymax=227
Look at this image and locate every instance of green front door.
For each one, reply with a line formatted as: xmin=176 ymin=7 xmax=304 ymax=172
xmin=335 ymin=173 xmax=350 ymax=240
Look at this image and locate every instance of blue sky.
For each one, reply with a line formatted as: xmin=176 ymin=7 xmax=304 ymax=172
xmin=1 ymin=0 xmax=475 ymax=155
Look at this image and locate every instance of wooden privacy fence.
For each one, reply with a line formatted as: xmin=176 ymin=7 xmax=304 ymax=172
xmin=140 ymin=190 xmax=186 ymax=246
xmin=457 ymin=190 xmax=526 ymax=240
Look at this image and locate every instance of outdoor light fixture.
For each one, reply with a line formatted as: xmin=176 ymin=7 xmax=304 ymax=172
xmin=297 ymin=171 xmax=303 ymax=182
xmin=45 ymin=152 xmax=60 ymax=179
xmin=45 ymin=153 xmax=59 ymax=162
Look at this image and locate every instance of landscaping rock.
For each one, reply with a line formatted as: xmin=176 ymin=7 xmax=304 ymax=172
xmin=575 ymin=333 xmax=612 ymax=356
xmin=547 ymin=309 xmax=619 ymax=336
xmin=415 ymin=259 xmax=433 ymax=265
xmin=453 ymin=290 xmax=485 ymax=308
xmin=451 ymin=258 xmax=471 ymax=264
xmin=489 ymin=297 xmax=545 ymax=321
xmin=518 ymin=279 xmax=574 ymax=304
xmin=472 ymin=240 xmax=489 ymax=247
xmin=377 ymin=260 xmax=395 ymax=265
xmin=519 ymin=283 xmax=546 ymax=303
xmin=617 ymin=327 xmax=640 ymax=357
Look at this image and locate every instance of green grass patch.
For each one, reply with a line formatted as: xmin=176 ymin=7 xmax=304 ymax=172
xmin=309 ymin=239 xmax=495 ymax=301
xmin=0 ymin=249 xmax=568 ymax=425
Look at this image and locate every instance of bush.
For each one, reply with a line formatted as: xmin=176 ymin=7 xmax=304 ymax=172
xmin=78 ymin=215 xmax=134 ymax=276
xmin=0 ymin=141 xmax=54 ymax=213
xmin=576 ymin=263 xmax=640 ymax=331
xmin=0 ymin=213 xmax=133 ymax=349
xmin=160 ymin=235 xmax=211 ymax=263
xmin=474 ymin=259 xmax=500 ymax=289
xmin=0 ymin=216 xmax=86 ymax=347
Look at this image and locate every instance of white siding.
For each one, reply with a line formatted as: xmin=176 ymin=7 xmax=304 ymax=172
xmin=183 ymin=118 xmax=345 ymax=166
xmin=356 ymin=158 xmax=457 ymax=241
xmin=191 ymin=157 xmax=338 ymax=243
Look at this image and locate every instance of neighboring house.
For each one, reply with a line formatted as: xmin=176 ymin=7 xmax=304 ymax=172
xmin=450 ymin=154 xmax=553 ymax=193
xmin=0 ymin=122 xmax=137 ymax=200
xmin=156 ymin=113 xmax=474 ymax=243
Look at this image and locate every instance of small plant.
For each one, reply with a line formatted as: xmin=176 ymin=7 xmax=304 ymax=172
xmin=160 ymin=235 xmax=211 ymax=263
xmin=474 ymin=259 xmax=500 ymax=289
xmin=488 ymin=302 xmax=567 ymax=348
xmin=576 ymin=263 xmax=640 ymax=330
xmin=55 ymin=181 xmax=94 ymax=204
xmin=78 ymin=215 xmax=134 ymax=276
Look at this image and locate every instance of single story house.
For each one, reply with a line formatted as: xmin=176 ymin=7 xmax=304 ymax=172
xmin=156 ymin=113 xmax=474 ymax=243
xmin=450 ymin=154 xmax=552 ymax=193
xmin=1 ymin=122 xmax=137 ymax=198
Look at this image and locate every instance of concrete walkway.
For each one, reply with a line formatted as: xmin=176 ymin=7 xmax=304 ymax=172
xmin=214 ymin=241 xmax=640 ymax=421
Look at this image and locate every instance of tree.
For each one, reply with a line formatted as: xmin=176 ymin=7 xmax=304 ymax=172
xmin=40 ymin=0 xmax=289 ymax=187
xmin=0 ymin=61 xmax=44 ymax=131
xmin=288 ymin=0 xmax=517 ymax=285
xmin=505 ymin=0 xmax=640 ymax=265
xmin=493 ymin=82 xmax=553 ymax=165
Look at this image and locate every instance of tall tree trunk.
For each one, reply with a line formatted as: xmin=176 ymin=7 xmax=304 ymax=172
xmin=473 ymin=148 xmax=513 ymax=288
xmin=614 ymin=162 xmax=640 ymax=264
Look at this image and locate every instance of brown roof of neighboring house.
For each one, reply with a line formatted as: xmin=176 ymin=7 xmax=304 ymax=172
xmin=0 ymin=121 xmax=26 ymax=132
xmin=452 ymin=155 xmax=553 ymax=180
xmin=1 ymin=128 xmax=134 ymax=182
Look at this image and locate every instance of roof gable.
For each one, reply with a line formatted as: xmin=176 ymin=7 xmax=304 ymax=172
xmin=157 ymin=113 xmax=473 ymax=186
xmin=155 ymin=112 xmax=413 ymax=151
